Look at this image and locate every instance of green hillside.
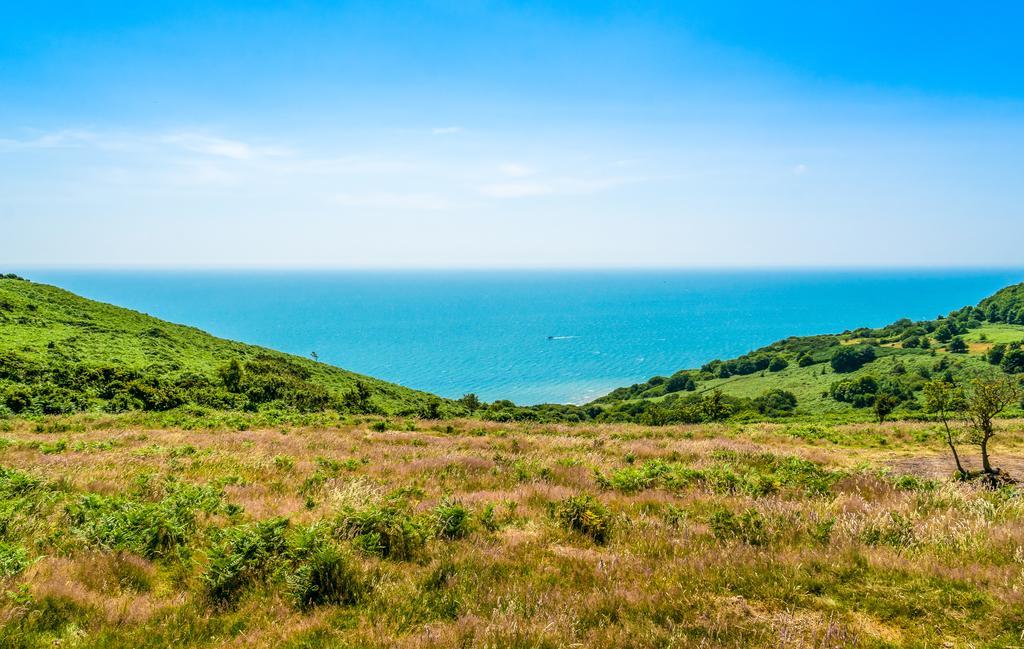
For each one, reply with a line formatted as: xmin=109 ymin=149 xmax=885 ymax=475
xmin=0 ymin=275 xmax=445 ymax=418
xmin=590 ymin=283 xmax=1024 ymax=424
xmin=2 ymin=274 xmax=1023 ymax=427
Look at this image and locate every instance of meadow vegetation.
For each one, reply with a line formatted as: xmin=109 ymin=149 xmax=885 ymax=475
xmin=1 ymin=415 xmax=1023 ymax=647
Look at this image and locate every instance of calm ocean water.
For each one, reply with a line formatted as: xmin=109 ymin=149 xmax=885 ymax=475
xmin=22 ymin=270 xmax=1024 ymax=405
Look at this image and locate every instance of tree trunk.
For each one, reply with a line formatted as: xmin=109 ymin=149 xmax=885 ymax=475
xmin=942 ymin=419 xmax=967 ymax=477
xmin=981 ymin=432 xmax=994 ymax=474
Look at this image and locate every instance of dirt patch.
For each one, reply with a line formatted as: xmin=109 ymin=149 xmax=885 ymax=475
xmin=888 ymin=452 xmax=1024 ymax=480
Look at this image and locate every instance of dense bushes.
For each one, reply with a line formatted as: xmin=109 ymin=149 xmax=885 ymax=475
xmin=335 ymin=502 xmax=425 ymax=559
xmin=65 ymin=480 xmax=225 ymax=559
xmin=286 ymin=538 xmax=363 ymax=610
xmin=702 ymin=352 xmax=789 ymax=379
xmin=977 ymin=283 xmax=1024 ymax=324
xmin=204 ymin=519 xmax=364 ymax=610
xmin=828 ymin=374 xmax=911 ymax=411
xmin=988 ymin=344 xmax=1024 ymax=374
xmin=829 ymin=376 xmax=880 ymax=407
xmin=0 ymin=351 xmax=386 ymax=416
xmin=204 ymin=518 xmax=290 ymax=604
xmin=830 ymin=345 xmax=876 ymax=373
xmin=665 ymin=371 xmax=697 ymax=393
xmin=753 ymin=389 xmax=797 ymax=416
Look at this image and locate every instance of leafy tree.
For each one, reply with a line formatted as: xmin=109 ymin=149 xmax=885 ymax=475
xmin=341 ymin=381 xmax=373 ymax=414
xmin=1001 ymin=348 xmax=1024 ymax=374
xmin=219 ymin=359 xmax=244 ymax=393
xmin=987 ymin=344 xmax=1007 ymax=366
xmin=830 ymin=345 xmax=876 ymax=373
xmin=829 ymin=375 xmax=879 ymax=407
xmin=948 ymin=337 xmax=968 ymax=354
xmin=665 ymin=372 xmax=696 ymax=393
xmin=421 ymin=398 xmax=442 ymax=419
xmin=699 ymin=390 xmax=730 ymax=422
xmin=922 ymin=379 xmax=967 ymax=478
xmin=767 ymin=356 xmax=789 ymax=372
xmin=933 ymin=324 xmax=955 ymax=343
xmin=754 ymin=389 xmax=797 ymax=416
xmin=962 ymin=376 xmax=1022 ymax=479
xmin=796 ymin=352 xmax=815 ymax=367
xmin=459 ymin=393 xmax=481 ymax=412
xmin=873 ymin=393 xmax=899 ymax=423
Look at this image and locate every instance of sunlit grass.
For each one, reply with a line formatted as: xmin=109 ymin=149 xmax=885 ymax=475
xmin=1 ymin=415 xmax=1022 ymax=647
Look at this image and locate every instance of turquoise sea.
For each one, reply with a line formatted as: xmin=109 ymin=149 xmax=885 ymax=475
xmin=22 ymin=270 xmax=1024 ymax=405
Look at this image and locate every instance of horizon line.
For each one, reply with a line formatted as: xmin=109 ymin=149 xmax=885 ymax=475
xmin=8 ymin=264 xmax=1024 ymax=273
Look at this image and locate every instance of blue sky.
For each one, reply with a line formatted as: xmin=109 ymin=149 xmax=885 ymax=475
xmin=3 ymin=1 xmax=1023 ymax=268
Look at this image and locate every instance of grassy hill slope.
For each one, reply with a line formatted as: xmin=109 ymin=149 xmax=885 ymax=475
xmin=591 ymin=284 xmax=1024 ymax=423
xmin=0 ymin=276 xmax=444 ymax=417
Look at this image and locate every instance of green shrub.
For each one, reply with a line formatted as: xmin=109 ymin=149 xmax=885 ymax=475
xmin=830 ymin=345 xmax=876 ymax=373
xmin=431 ymin=498 xmax=471 ymax=540
xmin=65 ymin=482 xmax=221 ymax=559
xmin=893 ymin=474 xmax=937 ymax=492
xmin=203 ymin=518 xmax=289 ymax=605
xmin=0 ymin=542 xmax=29 ymax=577
xmin=553 ymin=495 xmax=612 ymax=544
xmin=335 ymin=503 xmax=423 ymax=560
xmin=273 ymin=455 xmax=295 ymax=472
xmin=286 ymin=542 xmax=363 ymax=611
xmin=708 ymin=508 xmax=767 ymax=546
xmin=808 ymin=516 xmax=835 ymax=545
xmin=0 ymin=465 xmax=42 ymax=498
xmin=478 ymin=504 xmax=499 ymax=532
xmin=753 ymin=389 xmax=798 ymax=416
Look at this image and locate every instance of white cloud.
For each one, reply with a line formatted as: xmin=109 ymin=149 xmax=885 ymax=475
xmin=479 ymin=175 xmax=642 ymax=199
xmin=0 ymin=129 xmax=100 ymax=151
xmin=499 ymin=163 xmax=535 ymax=177
xmin=0 ymin=128 xmax=289 ymax=161
xmin=158 ymin=133 xmax=289 ymax=160
xmin=432 ymin=126 xmax=463 ymax=135
xmin=478 ymin=182 xmax=552 ymax=198
xmin=333 ymin=192 xmax=453 ymax=210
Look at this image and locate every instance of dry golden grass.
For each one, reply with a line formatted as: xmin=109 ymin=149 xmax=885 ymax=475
xmin=1 ymin=417 xmax=1023 ymax=647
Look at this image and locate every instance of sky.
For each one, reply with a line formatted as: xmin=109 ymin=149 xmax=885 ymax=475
xmin=2 ymin=1 xmax=1023 ymax=269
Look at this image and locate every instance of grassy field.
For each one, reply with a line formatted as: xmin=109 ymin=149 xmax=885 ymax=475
xmin=963 ymin=323 xmax=1024 ymax=345
xmin=1 ymin=414 xmax=1023 ymax=647
xmin=680 ymin=348 xmax=995 ymax=413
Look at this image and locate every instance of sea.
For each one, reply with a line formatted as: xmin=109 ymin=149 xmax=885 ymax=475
xmin=20 ymin=269 xmax=1024 ymax=405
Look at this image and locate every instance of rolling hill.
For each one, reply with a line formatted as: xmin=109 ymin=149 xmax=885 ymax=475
xmin=591 ymin=281 xmax=1024 ymax=423
xmin=0 ymin=275 xmax=446 ymax=418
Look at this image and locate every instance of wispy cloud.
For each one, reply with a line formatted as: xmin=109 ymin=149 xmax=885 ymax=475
xmin=158 ymin=133 xmax=290 ymax=160
xmin=498 ymin=163 xmax=535 ymax=178
xmin=479 ymin=175 xmax=643 ymax=199
xmin=333 ymin=192 xmax=454 ymax=210
xmin=0 ymin=129 xmax=101 ymax=151
xmin=478 ymin=182 xmax=552 ymax=198
xmin=0 ymin=128 xmax=289 ymax=161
